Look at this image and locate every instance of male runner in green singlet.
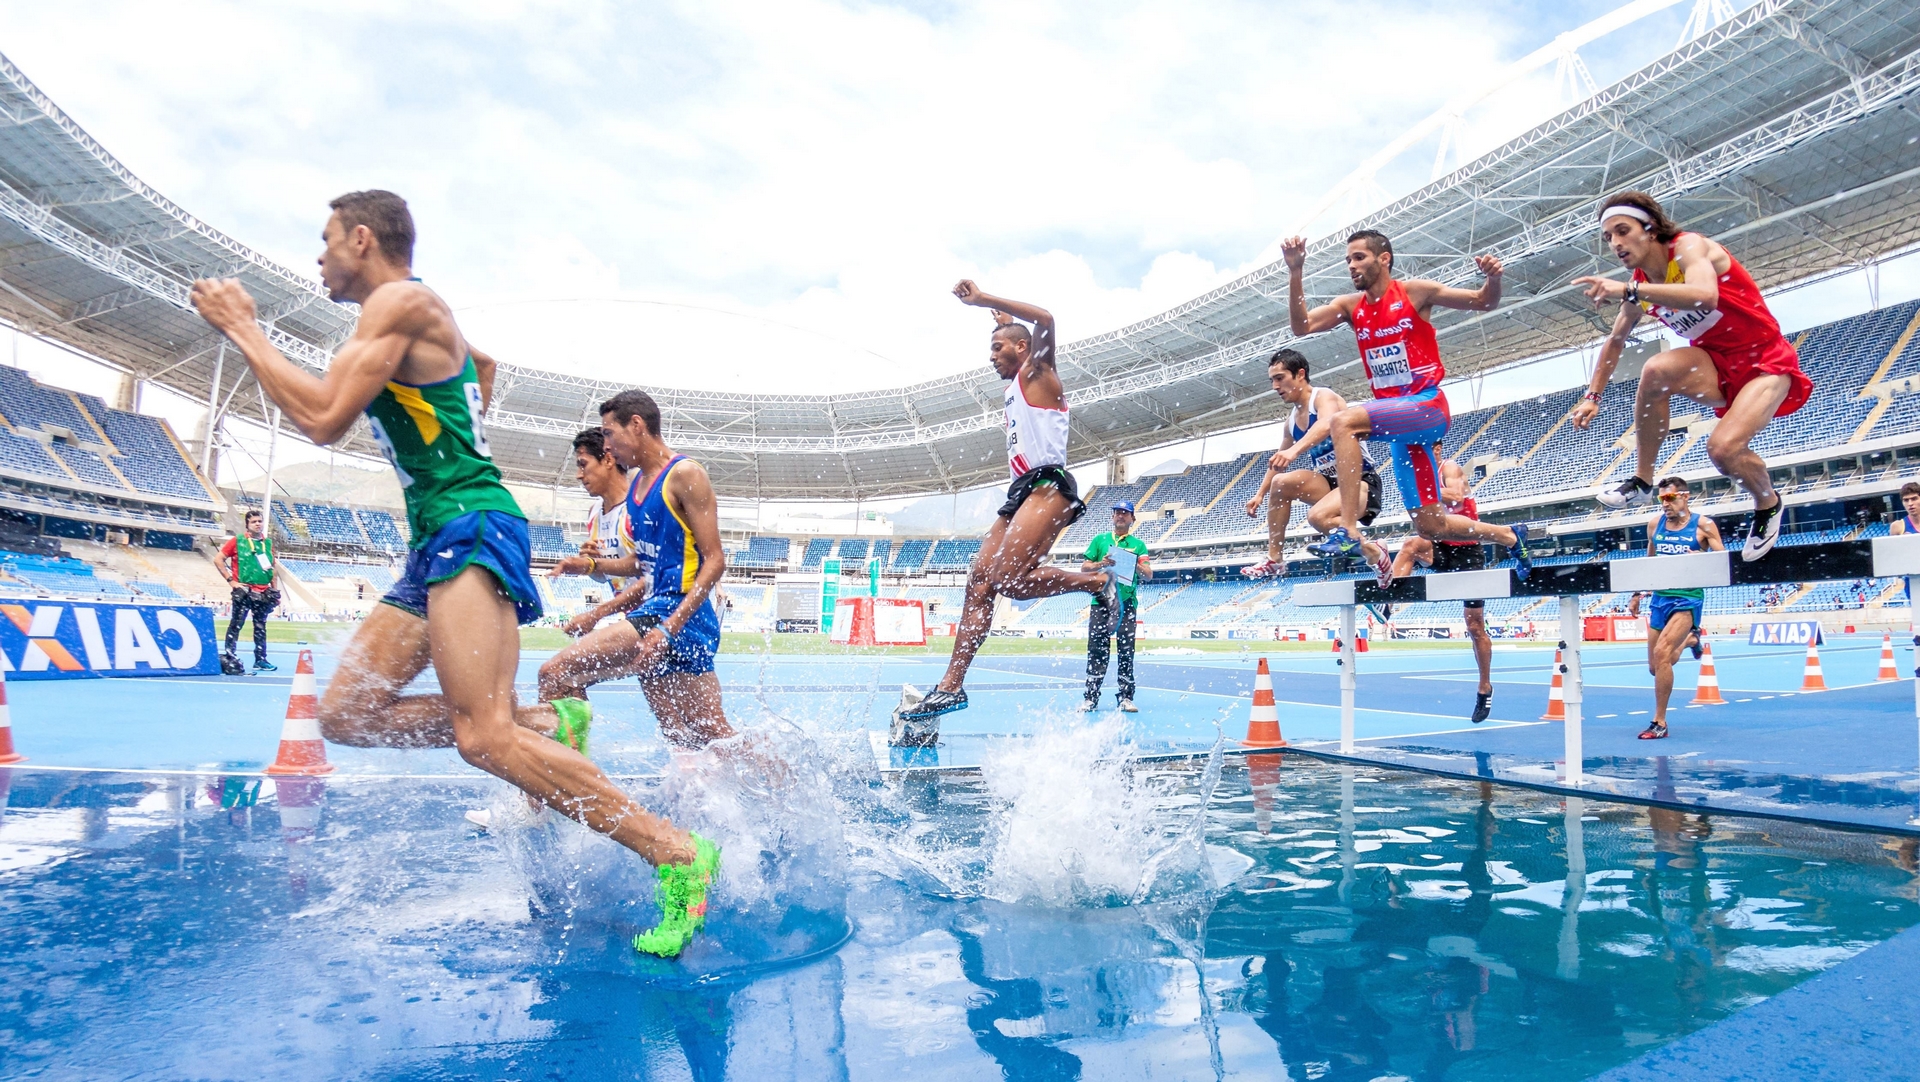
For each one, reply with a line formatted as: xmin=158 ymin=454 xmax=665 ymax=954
xmin=190 ymin=190 xmax=717 ymax=958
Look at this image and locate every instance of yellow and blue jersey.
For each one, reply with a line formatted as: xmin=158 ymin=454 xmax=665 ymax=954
xmin=624 ymin=456 xmax=720 ymax=642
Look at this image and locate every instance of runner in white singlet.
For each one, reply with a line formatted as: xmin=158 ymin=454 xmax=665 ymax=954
xmin=890 ymin=286 xmax=1115 ymax=744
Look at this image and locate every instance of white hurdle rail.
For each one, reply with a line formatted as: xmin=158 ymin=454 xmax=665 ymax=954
xmin=1288 ymin=535 xmax=1920 ymax=786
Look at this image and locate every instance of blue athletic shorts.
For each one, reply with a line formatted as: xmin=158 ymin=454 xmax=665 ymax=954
xmin=1648 ymin=593 xmax=1702 ymax=632
xmin=1361 ymin=387 xmax=1451 ymax=511
xmin=381 ymin=510 xmax=544 ymax=625
xmin=626 ymin=599 xmax=721 ymax=677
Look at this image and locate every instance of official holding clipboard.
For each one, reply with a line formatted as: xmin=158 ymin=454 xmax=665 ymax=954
xmin=1081 ymin=500 xmax=1152 ymax=712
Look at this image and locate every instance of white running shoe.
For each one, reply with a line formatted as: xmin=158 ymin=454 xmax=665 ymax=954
xmin=1080 ymin=699 xmax=1098 ymax=712
xmin=1742 ymin=500 xmax=1783 ymax=562
xmin=1118 ymin=698 xmax=1138 ymax=713
xmin=1241 ymin=558 xmax=1285 ymax=579
xmin=464 ymin=808 xmax=493 ymax=831
xmin=1598 ymin=477 xmax=1654 ymax=509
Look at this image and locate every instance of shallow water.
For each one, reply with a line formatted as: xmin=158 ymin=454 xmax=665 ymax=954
xmin=2 ymin=750 xmax=1916 ymax=1081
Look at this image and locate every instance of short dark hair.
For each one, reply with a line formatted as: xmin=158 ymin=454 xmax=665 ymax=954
xmin=1268 ymin=349 xmax=1308 ymax=377
xmin=992 ymin=321 xmax=1031 ymax=345
xmin=1901 ymin=481 xmax=1920 ymax=499
xmin=1347 ymin=229 xmax=1393 ymax=270
xmin=328 ymin=190 xmax=416 ymax=265
xmin=571 ymin=427 xmax=613 ymax=460
xmin=1598 ymin=190 xmax=1682 ymax=243
xmin=244 ymin=509 xmax=262 ymax=523
xmin=600 ymin=389 xmax=662 ymax=435
xmin=1657 ymin=475 xmax=1688 ymax=492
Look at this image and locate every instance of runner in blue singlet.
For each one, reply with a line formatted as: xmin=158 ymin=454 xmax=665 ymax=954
xmin=1243 ymin=349 xmax=1383 ymax=578
xmin=1626 ymin=476 xmax=1724 ymax=739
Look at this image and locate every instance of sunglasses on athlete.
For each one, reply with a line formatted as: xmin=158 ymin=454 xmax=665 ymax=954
xmin=1658 ymin=493 xmax=1686 ymax=502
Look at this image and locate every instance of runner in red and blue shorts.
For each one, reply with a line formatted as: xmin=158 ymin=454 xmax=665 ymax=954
xmin=1282 ymin=229 xmax=1534 ymax=587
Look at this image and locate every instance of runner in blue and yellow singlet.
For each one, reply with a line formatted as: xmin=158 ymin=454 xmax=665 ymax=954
xmin=1625 ymin=476 xmax=1723 ymax=741
xmin=190 ymin=190 xmax=716 ymax=958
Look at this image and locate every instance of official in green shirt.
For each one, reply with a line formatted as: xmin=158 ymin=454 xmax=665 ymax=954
xmin=1082 ymin=500 xmax=1151 ymax=711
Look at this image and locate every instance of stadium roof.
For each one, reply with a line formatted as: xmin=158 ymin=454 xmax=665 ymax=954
xmin=0 ymin=0 xmax=1917 ymax=502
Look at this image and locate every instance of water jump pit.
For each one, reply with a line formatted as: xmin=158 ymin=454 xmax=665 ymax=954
xmin=5 ymin=642 xmax=1920 ymax=1082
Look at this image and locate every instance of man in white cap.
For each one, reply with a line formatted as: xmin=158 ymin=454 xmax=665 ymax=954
xmin=1081 ymin=500 xmax=1151 ymax=711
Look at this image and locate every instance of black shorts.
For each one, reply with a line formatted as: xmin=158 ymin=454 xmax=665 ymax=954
xmin=1430 ymin=541 xmax=1487 ymax=609
xmin=999 ymin=465 xmax=1085 ymax=523
xmin=1316 ymin=467 xmax=1384 ymax=526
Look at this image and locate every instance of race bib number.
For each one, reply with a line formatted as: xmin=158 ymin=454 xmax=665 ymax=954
xmin=1647 ymin=303 xmax=1723 ymax=342
xmin=255 ymin=553 xmax=272 ymax=571
xmin=1364 ymin=341 xmax=1412 ymax=389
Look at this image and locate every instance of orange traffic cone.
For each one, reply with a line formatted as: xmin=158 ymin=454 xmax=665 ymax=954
xmin=1879 ymin=632 xmax=1898 ymax=681
xmin=265 ymin=650 xmax=333 ymax=776
xmin=1799 ymin=639 xmax=1827 ymax=693
xmin=1248 ymin=751 xmax=1282 ymax=835
xmin=1356 ymin=635 xmax=1370 ymax=653
xmin=1330 ymin=637 xmax=1342 ymax=654
xmin=0 ymin=668 xmax=22 ymax=764
xmin=1542 ymin=648 xmax=1566 ymax=721
xmin=1690 ymin=639 xmax=1726 ymax=705
xmin=1242 ymin=657 xmax=1286 ymax=748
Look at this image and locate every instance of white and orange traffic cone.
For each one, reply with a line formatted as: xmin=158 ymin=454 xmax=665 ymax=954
xmin=1879 ymin=632 xmax=1899 ymax=682
xmin=1248 ymin=752 xmax=1282 ymax=835
xmin=1691 ymin=639 xmax=1726 ymax=705
xmin=1242 ymin=657 xmax=1286 ymax=748
xmin=1799 ymin=639 xmax=1828 ymax=693
xmin=1542 ymin=648 xmax=1566 ymax=721
xmin=264 ymin=650 xmax=333 ymax=776
xmin=0 ymin=668 xmax=22 ymax=765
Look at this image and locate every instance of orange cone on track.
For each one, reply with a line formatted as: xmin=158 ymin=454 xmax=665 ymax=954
xmin=0 ymin=668 xmax=23 ymax=765
xmin=1356 ymin=635 xmax=1370 ymax=653
xmin=265 ymin=650 xmax=333 ymax=776
xmin=1241 ymin=657 xmax=1286 ymax=749
xmin=1799 ymin=639 xmax=1828 ymax=693
xmin=1879 ymin=632 xmax=1899 ymax=681
xmin=1248 ymin=752 xmax=1282 ymax=834
xmin=1542 ymin=648 xmax=1566 ymax=721
xmin=1690 ymin=640 xmax=1726 ymax=705
xmin=1330 ymin=637 xmax=1341 ymax=654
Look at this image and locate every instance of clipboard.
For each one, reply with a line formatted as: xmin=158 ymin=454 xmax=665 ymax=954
xmin=1109 ymin=546 xmax=1138 ymax=587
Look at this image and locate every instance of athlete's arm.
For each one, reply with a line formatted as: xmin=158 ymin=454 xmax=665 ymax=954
xmin=1646 ymin=520 xmax=1659 ymax=558
xmin=657 ymin=460 xmax=727 ymax=639
xmin=575 ymin=577 xmax=649 ymax=628
xmin=1282 ymin=236 xmax=1350 ymax=335
xmin=549 ymin=551 xmax=642 ymax=579
xmin=1568 ymin=302 xmax=1646 ymax=429
xmin=1576 ymin=234 xmax=1721 ymax=313
xmin=955 ymin=281 xmax=1052 ymax=337
xmin=219 ymin=537 xmax=237 ymax=584
xmin=190 ymin=278 xmax=423 ymax=446
xmin=1404 ymin=254 xmax=1504 ymax=315
xmin=470 ymin=348 xmax=498 ymax=414
xmin=1698 ymin=516 xmax=1725 ymax=552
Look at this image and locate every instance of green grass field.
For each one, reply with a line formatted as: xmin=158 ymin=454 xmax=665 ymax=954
xmin=222 ymin=618 xmax=1463 ymax=656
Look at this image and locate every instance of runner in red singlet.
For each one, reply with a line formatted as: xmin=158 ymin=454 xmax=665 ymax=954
xmin=1388 ymin=460 xmax=1495 ymax=723
xmin=1570 ymin=190 xmax=1812 ymax=561
xmin=1283 ymin=231 xmax=1533 ymax=587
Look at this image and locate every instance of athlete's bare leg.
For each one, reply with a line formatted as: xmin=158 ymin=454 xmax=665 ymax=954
xmin=641 ymin=672 xmax=737 ymax=749
xmin=1303 ymin=480 xmax=1355 ymax=535
xmin=1704 ymin=374 xmax=1792 ymax=511
xmin=1391 ymin=537 xmax=1435 ymax=580
xmin=1261 ymin=468 xmax=1296 ymax=561
xmin=429 ymin=566 xmax=695 ymax=866
xmin=526 ymin=619 xmax=652 ymax=734
xmin=1464 ymin=606 xmax=1492 ymax=695
xmin=1649 ymin=609 xmax=1697 ymax=728
xmin=318 ymin=602 xmax=562 ymax=744
xmin=1328 ymin=407 xmax=1389 ymax=563
xmin=937 ymin=487 xmax=1102 ymax=693
xmin=1409 ymin=504 xmax=1519 ymax=547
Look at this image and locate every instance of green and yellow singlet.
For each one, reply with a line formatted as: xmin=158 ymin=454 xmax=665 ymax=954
xmin=364 ymin=355 xmax=524 ymax=544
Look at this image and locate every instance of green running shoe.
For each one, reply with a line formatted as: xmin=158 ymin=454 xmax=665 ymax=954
xmin=550 ymin=697 xmax=592 ymax=757
xmin=634 ymin=832 xmax=721 ymax=959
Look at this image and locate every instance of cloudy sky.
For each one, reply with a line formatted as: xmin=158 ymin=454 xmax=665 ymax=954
xmin=7 ymin=0 xmax=1910 ymax=502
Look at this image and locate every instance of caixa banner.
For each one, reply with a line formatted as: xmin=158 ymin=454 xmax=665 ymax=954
xmin=0 ymin=599 xmax=220 ymax=679
xmin=1747 ymin=620 xmax=1824 ymax=647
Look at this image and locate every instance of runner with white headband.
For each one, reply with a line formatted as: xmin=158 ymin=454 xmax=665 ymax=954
xmin=1568 ymin=190 xmax=1811 ymax=561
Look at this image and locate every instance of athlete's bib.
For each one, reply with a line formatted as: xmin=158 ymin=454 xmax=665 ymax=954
xmin=1363 ymin=342 xmax=1412 ymax=389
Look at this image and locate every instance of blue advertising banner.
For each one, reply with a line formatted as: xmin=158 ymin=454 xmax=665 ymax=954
xmin=1747 ymin=620 xmax=1824 ymax=647
xmin=0 ymin=598 xmax=220 ymax=679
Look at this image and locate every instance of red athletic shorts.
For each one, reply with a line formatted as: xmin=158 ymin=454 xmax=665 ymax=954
xmin=1708 ymin=336 xmax=1811 ymax=420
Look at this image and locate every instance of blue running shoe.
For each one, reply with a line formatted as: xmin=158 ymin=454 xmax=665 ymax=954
xmin=1507 ymin=523 xmax=1533 ymax=581
xmin=1307 ymin=527 xmax=1361 ymax=559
